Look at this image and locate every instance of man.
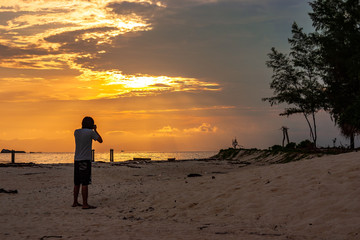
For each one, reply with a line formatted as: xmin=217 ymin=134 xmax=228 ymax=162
xmin=72 ymin=116 xmax=103 ymax=209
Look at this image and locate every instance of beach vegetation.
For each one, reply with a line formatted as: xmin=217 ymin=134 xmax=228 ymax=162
xmin=297 ymin=139 xmax=316 ymax=150
xmin=211 ymin=145 xmax=351 ymax=167
xmin=264 ymin=0 xmax=360 ymax=149
xmin=269 ymin=145 xmax=284 ymax=153
xmin=263 ymin=22 xmax=325 ymax=148
xmin=269 ymin=140 xmax=315 ymax=153
xmin=309 ymin=0 xmax=360 ymax=149
xmin=285 ymin=142 xmax=297 ymax=149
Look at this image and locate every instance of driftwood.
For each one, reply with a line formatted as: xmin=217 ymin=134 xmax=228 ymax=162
xmin=187 ymin=173 xmax=202 ymax=177
xmin=40 ymin=236 xmax=62 ymax=240
xmin=0 ymin=188 xmax=18 ymax=194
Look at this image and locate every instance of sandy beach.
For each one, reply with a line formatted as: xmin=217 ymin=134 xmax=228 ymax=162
xmin=1 ymin=151 xmax=360 ymax=240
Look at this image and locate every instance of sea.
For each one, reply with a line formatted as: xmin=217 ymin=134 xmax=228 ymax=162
xmin=0 ymin=151 xmax=218 ymax=164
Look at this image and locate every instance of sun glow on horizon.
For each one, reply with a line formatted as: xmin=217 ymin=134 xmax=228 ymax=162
xmin=0 ymin=0 xmax=233 ymax=152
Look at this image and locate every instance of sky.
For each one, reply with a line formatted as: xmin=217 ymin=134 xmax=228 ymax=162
xmin=0 ymin=0 xmax=350 ymax=152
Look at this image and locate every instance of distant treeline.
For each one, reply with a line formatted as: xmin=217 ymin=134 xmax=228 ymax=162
xmin=1 ymin=149 xmax=26 ymax=153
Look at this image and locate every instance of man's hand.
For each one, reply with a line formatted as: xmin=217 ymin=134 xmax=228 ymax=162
xmin=93 ymin=125 xmax=103 ymax=143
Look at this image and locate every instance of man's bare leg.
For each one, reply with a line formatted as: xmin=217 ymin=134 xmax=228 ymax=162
xmin=82 ymin=185 xmax=88 ymax=207
xmin=81 ymin=185 xmax=96 ymax=209
xmin=72 ymin=185 xmax=82 ymax=207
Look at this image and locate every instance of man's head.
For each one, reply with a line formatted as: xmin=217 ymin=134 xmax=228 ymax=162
xmin=82 ymin=116 xmax=94 ymax=129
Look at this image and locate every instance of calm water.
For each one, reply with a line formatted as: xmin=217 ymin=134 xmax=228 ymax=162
xmin=0 ymin=151 xmax=218 ymax=164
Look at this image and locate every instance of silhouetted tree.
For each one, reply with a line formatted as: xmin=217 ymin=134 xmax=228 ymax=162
xmin=309 ymin=0 xmax=360 ymax=148
xmin=263 ymin=23 xmax=326 ymax=147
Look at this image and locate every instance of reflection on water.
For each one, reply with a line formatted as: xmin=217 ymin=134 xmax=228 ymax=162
xmin=0 ymin=151 xmax=218 ymax=164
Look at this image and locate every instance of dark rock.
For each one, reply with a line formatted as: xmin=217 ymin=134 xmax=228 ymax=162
xmin=0 ymin=188 xmax=18 ymax=194
xmin=187 ymin=173 xmax=202 ymax=177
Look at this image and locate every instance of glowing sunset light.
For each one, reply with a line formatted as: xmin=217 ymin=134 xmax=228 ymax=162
xmin=103 ymin=71 xmax=221 ymax=97
xmin=0 ymin=54 xmax=73 ymax=70
xmin=0 ymin=0 xmax=342 ymax=152
xmin=0 ymin=0 xmax=214 ymax=102
xmin=0 ymin=0 xmax=154 ymax=51
xmin=112 ymin=106 xmax=236 ymax=115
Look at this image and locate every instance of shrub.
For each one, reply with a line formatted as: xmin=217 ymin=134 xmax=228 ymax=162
xmin=270 ymin=145 xmax=283 ymax=152
xmin=297 ymin=140 xmax=315 ymax=149
xmin=285 ymin=142 xmax=297 ymax=149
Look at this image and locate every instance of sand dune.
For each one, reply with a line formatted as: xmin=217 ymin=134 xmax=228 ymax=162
xmin=1 ymin=151 xmax=360 ymax=239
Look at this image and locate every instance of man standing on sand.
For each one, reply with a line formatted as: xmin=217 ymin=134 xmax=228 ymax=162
xmin=72 ymin=116 xmax=103 ymax=209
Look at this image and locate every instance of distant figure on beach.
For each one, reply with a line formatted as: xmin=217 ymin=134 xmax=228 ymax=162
xmin=72 ymin=116 xmax=103 ymax=209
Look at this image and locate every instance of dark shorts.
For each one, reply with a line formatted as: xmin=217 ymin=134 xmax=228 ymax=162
xmin=74 ymin=160 xmax=92 ymax=185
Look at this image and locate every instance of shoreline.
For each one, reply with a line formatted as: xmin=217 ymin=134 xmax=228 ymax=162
xmin=0 ymin=151 xmax=218 ymax=165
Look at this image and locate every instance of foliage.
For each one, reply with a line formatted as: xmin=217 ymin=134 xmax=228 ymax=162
xmin=309 ymin=0 xmax=360 ymax=148
xmin=285 ymin=142 xmax=297 ymax=149
xmin=270 ymin=145 xmax=284 ymax=152
xmin=263 ymin=22 xmax=326 ymax=147
xmin=297 ymin=139 xmax=315 ymax=149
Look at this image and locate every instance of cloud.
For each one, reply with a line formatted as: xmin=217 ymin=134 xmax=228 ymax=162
xmin=113 ymin=106 xmax=235 ymax=115
xmin=0 ymin=44 xmax=50 ymax=59
xmin=88 ymin=0 xmax=300 ymax=80
xmin=1 ymin=0 xmax=304 ymax=101
xmin=0 ymin=0 xmax=153 ymax=67
xmin=106 ymin=130 xmax=129 ymax=136
xmin=184 ymin=123 xmax=217 ymax=134
xmin=107 ymin=1 xmax=164 ymax=19
xmin=0 ymin=0 xmax=223 ymax=101
xmin=153 ymin=126 xmax=180 ymax=136
xmin=152 ymin=123 xmax=217 ymax=137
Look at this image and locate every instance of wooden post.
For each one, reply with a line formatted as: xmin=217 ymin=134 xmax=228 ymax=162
xmin=110 ymin=149 xmax=114 ymax=162
xmin=11 ymin=150 xmax=15 ymax=164
xmin=92 ymin=149 xmax=95 ymax=162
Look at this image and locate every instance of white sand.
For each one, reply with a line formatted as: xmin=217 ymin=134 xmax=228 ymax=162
xmin=0 ymin=152 xmax=360 ymax=239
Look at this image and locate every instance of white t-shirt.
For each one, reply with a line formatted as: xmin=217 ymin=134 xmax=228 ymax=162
xmin=74 ymin=128 xmax=99 ymax=161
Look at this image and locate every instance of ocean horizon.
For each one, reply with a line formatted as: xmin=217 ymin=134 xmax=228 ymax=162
xmin=0 ymin=151 xmax=218 ymax=164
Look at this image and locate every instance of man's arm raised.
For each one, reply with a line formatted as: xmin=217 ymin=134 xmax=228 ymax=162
xmin=93 ymin=125 xmax=103 ymax=143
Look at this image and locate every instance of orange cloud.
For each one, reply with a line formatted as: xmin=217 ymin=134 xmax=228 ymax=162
xmin=113 ymin=106 xmax=235 ymax=115
xmin=0 ymin=0 xmax=221 ymax=101
xmin=151 ymin=123 xmax=218 ymax=137
xmin=105 ymin=130 xmax=129 ymax=136
xmin=183 ymin=123 xmax=218 ymax=134
xmin=151 ymin=126 xmax=180 ymax=137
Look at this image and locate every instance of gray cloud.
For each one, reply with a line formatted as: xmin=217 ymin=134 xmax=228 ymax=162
xmin=93 ymin=1 xmax=300 ymax=75
xmin=82 ymin=0 xmax=310 ymax=108
xmin=107 ymin=1 xmax=162 ymax=18
xmin=45 ymin=27 xmax=116 ymax=43
xmin=0 ymin=44 xmax=50 ymax=58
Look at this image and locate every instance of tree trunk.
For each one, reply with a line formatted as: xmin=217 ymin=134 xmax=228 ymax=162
xmin=282 ymin=133 xmax=285 ymax=147
xmin=304 ymin=113 xmax=316 ymax=146
xmin=312 ymin=112 xmax=317 ymax=148
xmin=285 ymin=131 xmax=290 ymax=145
xmin=350 ymin=133 xmax=355 ymax=149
